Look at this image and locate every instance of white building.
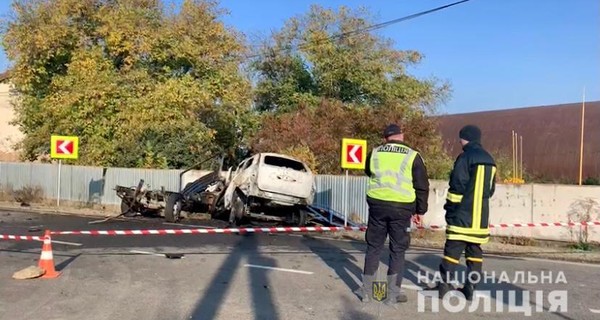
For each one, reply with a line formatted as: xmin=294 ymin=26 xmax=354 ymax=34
xmin=0 ymin=71 xmax=23 ymax=161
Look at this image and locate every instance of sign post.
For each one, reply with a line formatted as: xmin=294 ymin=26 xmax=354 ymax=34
xmin=50 ymin=135 xmax=79 ymax=207
xmin=340 ymin=138 xmax=367 ymax=226
xmin=57 ymin=160 xmax=61 ymax=207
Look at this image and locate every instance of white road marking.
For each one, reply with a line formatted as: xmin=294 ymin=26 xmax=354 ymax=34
xmin=590 ymin=309 xmax=600 ymax=314
xmin=244 ymin=264 xmax=313 ymax=275
xmin=129 ymin=250 xmax=165 ymax=257
xmin=402 ymin=284 xmax=423 ymax=291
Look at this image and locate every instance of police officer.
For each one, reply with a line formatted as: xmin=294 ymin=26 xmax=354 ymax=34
xmin=437 ymin=124 xmax=496 ymax=301
xmin=355 ymin=124 xmax=430 ymax=305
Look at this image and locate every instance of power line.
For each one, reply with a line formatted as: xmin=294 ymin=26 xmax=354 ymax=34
xmin=350 ymin=0 xmax=471 ymax=34
xmin=245 ymin=0 xmax=472 ymax=59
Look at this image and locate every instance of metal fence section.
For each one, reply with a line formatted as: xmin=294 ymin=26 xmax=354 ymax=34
xmin=314 ymin=175 xmax=369 ymax=223
xmin=60 ymin=165 xmax=105 ymax=204
xmin=0 ymin=162 xmax=59 ymax=198
xmin=0 ymin=162 xmax=371 ymax=218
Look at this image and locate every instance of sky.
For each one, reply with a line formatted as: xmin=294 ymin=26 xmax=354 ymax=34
xmin=0 ymin=0 xmax=598 ymax=115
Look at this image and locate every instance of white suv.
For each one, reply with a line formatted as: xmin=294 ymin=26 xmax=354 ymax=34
xmin=223 ymin=153 xmax=316 ymax=225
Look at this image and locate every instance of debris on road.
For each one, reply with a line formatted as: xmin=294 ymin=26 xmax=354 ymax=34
xmin=12 ymin=265 xmax=45 ymax=280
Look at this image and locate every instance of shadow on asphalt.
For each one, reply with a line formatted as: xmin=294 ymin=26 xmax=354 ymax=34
xmin=342 ymin=237 xmax=436 ymax=289
xmin=189 ymin=233 xmax=280 ymax=320
xmin=55 ymin=252 xmax=81 ymax=272
xmin=300 ymin=235 xmax=404 ymax=317
xmin=301 ymin=235 xmax=364 ymax=296
xmin=340 ymin=296 xmax=378 ymax=320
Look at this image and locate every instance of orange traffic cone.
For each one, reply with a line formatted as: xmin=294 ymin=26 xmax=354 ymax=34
xmin=38 ymin=230 xmax=60 ymax=279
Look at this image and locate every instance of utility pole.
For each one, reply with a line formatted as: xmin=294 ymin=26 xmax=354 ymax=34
xmin=520 ymin=135 xmax=523 ymax=180
xmin=578 ymin=87 xmax=586 ymax=185
xmin=510 ymin=130 xmax=523 ymax=182
xmin=512 ymin=130 xmax=515 ymax=180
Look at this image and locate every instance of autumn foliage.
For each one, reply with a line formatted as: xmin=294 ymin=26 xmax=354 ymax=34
xmin=251 ymin=100 xmax=453 ymax=177
xmin=1 ymin=1 xmax=454 ymax=177
xmin=1 ymin=0 xmax=255 ymax=168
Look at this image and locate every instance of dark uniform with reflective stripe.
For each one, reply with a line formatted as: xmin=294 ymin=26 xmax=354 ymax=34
xmin=363 ymin=140 xmax=429 ymax=284
xmin=355 ymin=125 xmax=430 ymax=305
xmin=439 ymin=139 xmax=496 ymax=296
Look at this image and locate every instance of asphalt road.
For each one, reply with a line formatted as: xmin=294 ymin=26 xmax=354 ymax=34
xmin=1 ymin=210 xmax=599 ymax=320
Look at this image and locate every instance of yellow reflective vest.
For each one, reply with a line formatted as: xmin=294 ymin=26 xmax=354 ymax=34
xmin=366 ymin=143 xmax=419 ymax=203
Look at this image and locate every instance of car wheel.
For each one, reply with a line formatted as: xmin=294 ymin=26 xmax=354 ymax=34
xmin=120 ymin=199 xmax=137 ymax=217
xmin=229 ymin=191 xmax=246 ymax=226
xmin=286 ymin=207 xmax=307 ymax=227
xmin=297 ymin=209 xmax=308 ymax=227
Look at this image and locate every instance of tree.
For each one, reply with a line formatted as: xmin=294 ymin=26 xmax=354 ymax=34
xmin=249 ymin=5 xmax=453 ymax=177
xmin=250 ymin=4 xmax=449 ymax=114
xmin=251 ymin=99 xmax=454 ymax=178
xmin=1 ymin=0 xmax=255 ymax=168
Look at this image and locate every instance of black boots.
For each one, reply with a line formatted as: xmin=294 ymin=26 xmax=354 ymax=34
xmin=384 ymin=274 xmax=408 ymax=305
xmin=436 ymin=281 xmax=475 ymax=301
xmin=355 ymin=274 xmax=376 ymax=303
xmin=459 ymin=282 xmax=475 ymax=301
xmin=437 ymin=281 xmax=453 ymax=299
xmin=384 ymin=274 xmax=408 ymax=306
xmin=355 ymin=274 xmax=409 ymax=305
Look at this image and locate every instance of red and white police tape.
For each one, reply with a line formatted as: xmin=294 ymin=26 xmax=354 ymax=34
xmin=47 ymin=220 xmax=600 ymax=236
xmin=2 ymin=221 xmax=600 ymax=241
xmin=489 ymin=221 xmax=600 ymax=228
xmin=0 ymin=234 xmax=43 ymax=241
xmin=49 ymin=226 xmax=366 ymax=236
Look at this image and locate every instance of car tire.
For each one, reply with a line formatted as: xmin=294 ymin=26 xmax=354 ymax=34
xmin=229 ymin=191 xmax=246 ymax=226
xmin=298 ymin=209 xmax=308 ymax=227
xmin=120 ymin=199 xmax=137 ymax=217
xmin=293 ymin=208 xmax=308 ymax=227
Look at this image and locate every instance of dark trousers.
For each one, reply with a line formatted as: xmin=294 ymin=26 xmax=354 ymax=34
xmin=363 ymin=201 xmax=412 ymax=277
xmin=439 ymin=240 xmax=483 ymax=286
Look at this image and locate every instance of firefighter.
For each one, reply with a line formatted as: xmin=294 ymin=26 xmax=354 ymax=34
xmin=437 ymin=124 xmax=496 ymax=301
xmin=355 ymin=124 xmax=430 ymax=305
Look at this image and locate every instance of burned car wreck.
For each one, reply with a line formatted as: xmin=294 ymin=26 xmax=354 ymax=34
xmin=223 ymin=153 xmax=316 ymax=225
xmin=115 ymin=152 xmax=359 ymax=227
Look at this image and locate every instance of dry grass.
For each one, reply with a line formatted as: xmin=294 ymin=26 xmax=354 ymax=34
xmin=492 ymin=235 xmax=537 ymax=247
xmin=349 ymin=213 xmax=363 ymax=224
xmin=0 ymin=199 xmax=118 ymax=217
xmin=13 ymin=186 xmax=44 ymax=205
xmin=0 ymin=185 xmax=13 ymax=202
xmin=0 ymin=184 xmax=44 ymax=205
xmin=0 ymin=183 xmax=116 ymax=216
